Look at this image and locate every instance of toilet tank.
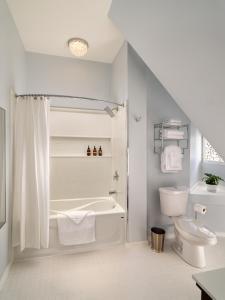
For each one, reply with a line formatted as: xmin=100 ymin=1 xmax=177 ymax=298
xmin=159 ymin=186 xmax=188 ymax=217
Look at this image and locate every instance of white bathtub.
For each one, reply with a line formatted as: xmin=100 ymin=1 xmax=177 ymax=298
xmin=15 ymin=197 xmax=126 ymax=259
xmin=49 ymin=197 xmax=125 ymax=247
xmin=50 ymin=197 xmax=123 ymax=215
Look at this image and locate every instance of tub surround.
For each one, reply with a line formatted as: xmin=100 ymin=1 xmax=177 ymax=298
xmin=50 ymin=107 xmax=127 ymax=208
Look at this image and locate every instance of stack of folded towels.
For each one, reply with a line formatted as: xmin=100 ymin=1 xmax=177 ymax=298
xmin=160 ymin=129 xmax=184 ymax=139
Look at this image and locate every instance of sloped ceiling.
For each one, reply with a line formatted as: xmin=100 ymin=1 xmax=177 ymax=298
xmin=7 ymin=0 xmax=124 ymax=63
xmin=109 ymin=0 xmax=225 ymax=159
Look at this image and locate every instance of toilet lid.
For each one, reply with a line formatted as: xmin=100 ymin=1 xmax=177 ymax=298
xmin=175 ymin=217 xmax=216 ymax=240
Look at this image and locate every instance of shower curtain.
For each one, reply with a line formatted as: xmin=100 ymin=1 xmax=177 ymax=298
xmin=12 ymin=96 xmax=49 ymax=251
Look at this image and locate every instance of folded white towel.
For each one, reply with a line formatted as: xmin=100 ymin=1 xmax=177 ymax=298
xmin=161 ymin=145 xmax=183 ymax=173
xmin=161 ymin=152 xmax=177 ymax=173
xmin=164 ymin=119 xmax=182 ymax=126
xmin=160 ymin=129 xmax=184 ymax=139
xmin=57 ymin=210 xmax=96 ymax=246
xmin=164 ymin=134 xmax=184 ymax=139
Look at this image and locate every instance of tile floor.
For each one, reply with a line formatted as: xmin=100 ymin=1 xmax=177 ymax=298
xmin=1 ymin=239 xmax=225 ymax=300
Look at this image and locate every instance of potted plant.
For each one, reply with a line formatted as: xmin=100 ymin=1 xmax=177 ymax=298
xmin=202 ymin=173 xmax=224 ymax=192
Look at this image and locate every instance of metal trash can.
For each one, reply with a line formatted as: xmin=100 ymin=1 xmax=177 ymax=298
xmin=149 ymin=227 xmax=165 ymax=253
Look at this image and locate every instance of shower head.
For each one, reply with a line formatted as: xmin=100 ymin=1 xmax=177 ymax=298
xmin=104 ymin=106 xmax=115 ymax=118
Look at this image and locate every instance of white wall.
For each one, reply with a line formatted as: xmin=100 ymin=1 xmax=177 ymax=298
xmin=0 ymin=0 xmax=26 ymax=277
xmin=127 ymin=45 xmax=148 ymax=242
xmin=110 ymin=0 xmax=225 ymax=160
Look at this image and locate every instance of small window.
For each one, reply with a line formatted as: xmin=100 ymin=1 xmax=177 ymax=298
xmin=203 ymin=138 xmax=224 ymax=163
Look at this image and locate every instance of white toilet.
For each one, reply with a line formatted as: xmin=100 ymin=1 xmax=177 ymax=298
xmin=159 ymin=186 xmax=217 ymax=268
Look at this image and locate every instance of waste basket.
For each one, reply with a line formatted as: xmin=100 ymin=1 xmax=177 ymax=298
xmin=149 ymin=227 xmax=165 ymax=253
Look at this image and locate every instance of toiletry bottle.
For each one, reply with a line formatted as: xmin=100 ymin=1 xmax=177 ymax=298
xmin=93 ymin=146 xmax=97 ymax=156
xmin=98 ymin=146 xmax=102 ymax=156
xmin=87 ymin=146 xmax=91 ymax=156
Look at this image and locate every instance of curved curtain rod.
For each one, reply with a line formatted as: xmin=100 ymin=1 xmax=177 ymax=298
xmin=15 ymin=94 xmax=124 ymax=107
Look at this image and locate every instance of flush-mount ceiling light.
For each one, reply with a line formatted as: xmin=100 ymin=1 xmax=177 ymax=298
xmin=68 ymin=38 xmax=89 ymax=57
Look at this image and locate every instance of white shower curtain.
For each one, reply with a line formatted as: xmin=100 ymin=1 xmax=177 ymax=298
xmin=12 ymin=96 xmax=49 ymax=251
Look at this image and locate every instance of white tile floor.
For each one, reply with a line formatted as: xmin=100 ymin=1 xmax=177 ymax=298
xmin=1 ymin=239 xmax=225 ymax=300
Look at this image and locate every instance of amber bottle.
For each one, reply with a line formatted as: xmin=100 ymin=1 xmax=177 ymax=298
xmin=87 ymin=146 xmax=91 ymax=156
xmin=98 ymin=146 xmax=103 ymax=156
xmin=93 ymin=146 xmax=97 ymax=156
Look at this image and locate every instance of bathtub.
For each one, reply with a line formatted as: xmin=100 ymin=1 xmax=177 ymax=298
xmin=15 ymin=197 xmax=126 ymax=259
xmin=50 ymin=196 xmax=123 ymax=215
xmin=49 ymin=197 xmax=125 ymax=247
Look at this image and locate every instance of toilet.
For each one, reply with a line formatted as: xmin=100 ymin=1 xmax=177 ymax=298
xmin=159 ymin=186 xmax=217 ymax=268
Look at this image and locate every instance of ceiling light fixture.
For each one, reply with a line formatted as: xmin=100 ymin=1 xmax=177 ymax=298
xmin=68 ymin=38 xmax=89 ymax=57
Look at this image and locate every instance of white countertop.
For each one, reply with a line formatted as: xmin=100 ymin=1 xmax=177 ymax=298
xmin=193 ymin=268 xmax=225 ymax=300
xmin=190 ymin=182 xmax=225 ymax=196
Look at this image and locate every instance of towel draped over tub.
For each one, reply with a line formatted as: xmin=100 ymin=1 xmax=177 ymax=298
xmin=57 ymin=210 xmax=96 ymax=246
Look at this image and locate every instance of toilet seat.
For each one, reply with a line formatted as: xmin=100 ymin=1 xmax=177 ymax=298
xmin=173 ymin=217 xmax=217 ymax=246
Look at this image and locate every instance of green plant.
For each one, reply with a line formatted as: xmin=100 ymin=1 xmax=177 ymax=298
xmin=202 ymin=173 xmax=224 ymax=185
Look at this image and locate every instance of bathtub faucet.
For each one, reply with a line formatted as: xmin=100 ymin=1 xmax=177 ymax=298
xmin=109 ymin=190 xmax=117 ymax=195
xmin=113 ymin=171 xmax=119 ymax=181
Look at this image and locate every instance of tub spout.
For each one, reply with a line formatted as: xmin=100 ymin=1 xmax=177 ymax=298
xmin=109 ymin=190 xmax=117 ymax=195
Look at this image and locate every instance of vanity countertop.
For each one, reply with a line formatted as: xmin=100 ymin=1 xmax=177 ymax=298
xmin=190 ymin=181 xmax=225 ymax=196
xmin=193 ymin=268 xmax=225 ymax=300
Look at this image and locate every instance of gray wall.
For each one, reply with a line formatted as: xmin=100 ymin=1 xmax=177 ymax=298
xmin=110 ymin=0 xmax=225 ymax=161
xmin=189 ymin=126 xmax=225 ymax=184
xmin=26 ymin=52 xmax=111 ymax=103
xmin=26 ymin=52 xmax=113 ymax=112
xmin=203 ymin=163 xmax=225 ymax=181
xmin=147 ymin=62 xmax=190 ymax=231
xmin=127 ymin=45 xmax=148 ymax=242
xmin=126 ymin=45 xmax=191 ymax=240
xmin=0 ymin=0 xmax=26 ymax=277
xmin=111 ymin=42 xmax=128 ymax=104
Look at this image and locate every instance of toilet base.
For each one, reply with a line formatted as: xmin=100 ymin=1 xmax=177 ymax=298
xmin=173 ymin=233 xmax=206 ymax=268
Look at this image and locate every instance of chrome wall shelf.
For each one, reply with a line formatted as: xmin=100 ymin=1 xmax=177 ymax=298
xmin=154 ymin=123 xmax=189 ymax=154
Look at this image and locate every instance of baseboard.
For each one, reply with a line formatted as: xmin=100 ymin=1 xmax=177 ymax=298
xmin=215 ymin=232 xmax=225 ymax=238
xmin=0 ymin=261 xmax=12 ymax=291
xmin=165 ymin=232 xmax=175 ymax=240
xmin=165 ymin=231 xmax=225 ymax=239
xmin=14 ymin=239 xmax=126 ymax=262
xmin=125 ymin=240 xmax=148 ymax=246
